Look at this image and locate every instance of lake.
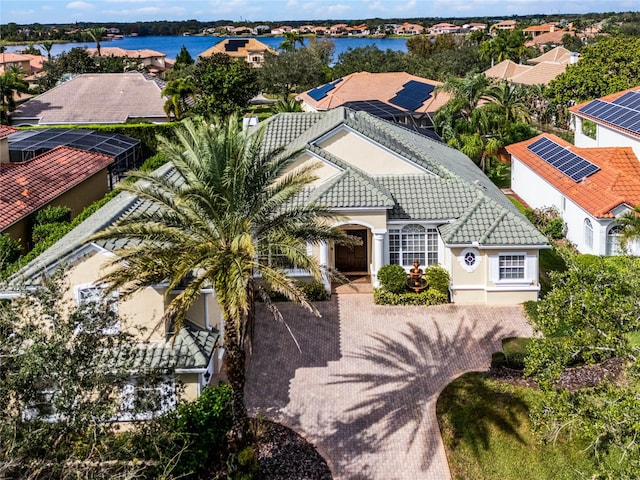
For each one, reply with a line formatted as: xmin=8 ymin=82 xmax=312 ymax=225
xmin=7 ymin=36 xmax=409 ymax=61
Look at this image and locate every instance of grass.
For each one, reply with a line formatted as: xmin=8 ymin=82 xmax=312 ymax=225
xmin=437 ymin=373 xmax=596 ymax=480
xmin=507 ymin=196 xmax=527 ymax=213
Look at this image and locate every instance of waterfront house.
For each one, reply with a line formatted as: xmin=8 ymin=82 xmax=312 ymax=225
xmin=87 ymin=47 xmax=168 ymax=74
xmin=198 ymin=38 xmax=277 ymax=68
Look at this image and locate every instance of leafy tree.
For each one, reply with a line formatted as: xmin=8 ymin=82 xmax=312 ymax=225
xmin=547 ymin=36 xmax=640 ymax=106
xmin=174 ymin=44 xmax=194 ymax=66
xmin=482 ymin=81 xmax=531 ymax=124
xmin=617 ymin=205 xmax=640 ymax=249
xmin=271 ymin=98 xmax=303 ymax=113
xmin=0 ymin=233 xmax=21 ymax=272
xmin=280 ymin=31 xmax=304 ymax=52
xmin=20 ymin=43 xmax=41 ymax=55
xmin=479 ymin=30 xmax=528 ymax=66
xmin=162 ymin=76 xmax=196 ymax=120
xmin=0 ymin=70 xmax=29 ymax=124
xmin=191 ymin=53 xmax=259 ymax=117
xmin=85 ymin=26 xmax=106 ymax=57
xmin=561 ymin=33 xmax=584 ymax=52
xmin=260 ymin=48 xmax=327 ymax=100
xmin=0 ymin=273 xmax=173 ymax=478
xmin=90 ymin=116 xmax=350 ymax=451
xmin=38 ymin=47 xmax=98 ymax=90
xmin=332 ymin=45 xmax=407 ymax=78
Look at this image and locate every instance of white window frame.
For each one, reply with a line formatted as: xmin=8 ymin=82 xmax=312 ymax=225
xmin=458 ymin=247 xmax=481 ymax=273
xmin=606 ymin=225 xmax=623 ymax=256
xmin=498 ymin=254 xmax=526 ymax=280
xmin=388 ymin=224 xmax=439 ymax=268
xmin=584 ymin=218 xmax=593 ymax=250
xmin=118 ymin=376 xmax=176 ymax=422
xmin=74 ymin=283 xmax=120 ymax=335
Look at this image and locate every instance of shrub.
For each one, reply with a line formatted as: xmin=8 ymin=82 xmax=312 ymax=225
xmin=377 ymin=264 xmax=408 ymax=293
xmin=299 ymin=280 xmax=329 ymax=301
xmin=373 ymin=287 xmax=449 ymax=306
xmin=31 ymin=222 xmax=72 ymax=245
xmin=0 ymin=233 xmax=21 ymax=270
xmin=34 ymin=205 xmax=71 ymax=225
xmin=424 ymin=265 xmax=450 ymax=296
xmin=502 ymin=337 xmax=532 ymax=370
xmin=525 ymin=206 xmax=565 ymax=240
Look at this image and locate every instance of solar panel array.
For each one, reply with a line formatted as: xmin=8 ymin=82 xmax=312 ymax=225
xmin=389 ymin=80 xmax=435 ymax=111
xmin=342 ymin=100 xmax=405 ymax=120
xmin=225 ymin=39 xmax=249 ymax=52
xmin=578 ymin=90 xmax=640 ymax=134
xmin=307 ymin=78 xmax=343 ymax=101
xmin=527 ymin=137 xmax=600 ymax=182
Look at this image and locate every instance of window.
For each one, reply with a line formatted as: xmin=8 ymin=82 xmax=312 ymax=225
xmin=607 ymin=225 xmax=623 ymax=256
xmin=119 ymin=377 xmax=175 ymax=421
xmin=498 ymin=254 xmax=525 ymax=280
xmin=459 ymin=247 xmax=481 ymax=272
xmin=23 ymin=389 xmax=61 ymax=422
xmin=389 ymin=224 xmax=439 ymax=267
xmin=75 ymin=284 xmax=120 ymax=335
xmin=584 ymin=218 xmax=593 ymax=249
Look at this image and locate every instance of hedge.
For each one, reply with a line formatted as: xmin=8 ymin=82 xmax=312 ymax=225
xmin=373 ymin=287 xmax=449 ymax=306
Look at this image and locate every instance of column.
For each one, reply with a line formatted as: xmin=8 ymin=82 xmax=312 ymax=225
xmin=372 ymin=229 xmax=386 ymax=287
xmin=319 ymin=241 xmax=330 ymax=291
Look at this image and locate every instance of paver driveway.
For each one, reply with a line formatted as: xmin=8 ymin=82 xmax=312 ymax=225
xmin=245 ymin=294 xmax=533 ymax=480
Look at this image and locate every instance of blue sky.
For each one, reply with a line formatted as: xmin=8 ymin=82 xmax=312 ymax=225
xmin=3 ymin=0 xmax=639 ymax=24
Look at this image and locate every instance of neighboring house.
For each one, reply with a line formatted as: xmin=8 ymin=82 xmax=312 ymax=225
xmin=507 ymin=133 xmax=640 ymax=256
xmin=256 ymin=108 xmax=547 ymax=303
xmin=0 ymin=52 xmax=32 ymax=74
xmin=0 ymin=145 xmax=114 ymax=250
xmin=87 ymin=47 xmax=168 ymax=74
xmin=197 ymin=38 xmax=277 ymax=67
xmin=525 ymin=29 xmax=573 ymax=48
xmin=0 ymin=183 xmax=221 ymax=415
xmin=429 ymin=23 xmax=461 ymax=35
xmin=484 ymin=46 xmax=578 ymax=86
xmin=10 ymin=72 xmax=169 ymax=126
xmin=463 ymin=23 xmax=488 ymax=31
xmin=296 ymin=72 xmax=450 ymax=134
xmin=491 ymin=20 xmax=518 ymax=33
xmin=570 ymin=86 xmax=640 ymax=159
xmin=396 ymin=22 xmax=425 ymax=35
xmin=522 ymin=23 xmax=561 ymax=38
xmin=0 ymin=125 xmax=17 ymax=162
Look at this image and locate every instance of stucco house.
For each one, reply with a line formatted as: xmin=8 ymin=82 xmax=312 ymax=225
xmin=507 ymin=133 xmax=640 ymax=256
xmin=484 ymin=46 xmax=578 ymax=86
xmin=570 ymin=86 xmax=640 ymax=159
xmin=198 ymin=38 xmax=277 ymax=68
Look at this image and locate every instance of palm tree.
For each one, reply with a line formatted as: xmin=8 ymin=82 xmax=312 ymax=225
xmin=85 ymin=27 xmax=106 ymax=57
xmin=0 ymin=70 xmax=29 ymax=124
xmin=90 ymin=116 xmax=349 ymax=450
xmin=280 ymin=31 xmax=304 ymax=52
xmin=618 ymin=206 xmax=640 ymax=251
xmin=161 ymin=76 xmax=196 ymax=120
xmin=39 ymin=41 xmax=54 ymax=62
xmin=271 ymin=98 xmax=303 ymax=113
xmin=482 ymin=81 xmax=531 ymax=125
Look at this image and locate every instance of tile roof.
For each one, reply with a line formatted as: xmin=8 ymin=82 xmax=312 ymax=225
xmin=11 ymin=72 xmax=168 ymax=125
xmin=484 ymin=60 xmax=531 ymax=81
xmin=484 ymin=57 xmax=568 ymax=86
xmin=525 ymin=30 xmax=567 ymax=46
xmin=0 ymin=145 xmax=114 ymax=231
xmin=197 ymin=38 xmax=277 ymax=58
xmin=0 ymin=125 xmax=17 ymax=138
xmin=506 ymin=133 xmax=640 ymax=218
xmin=296 ymin=72 xmax=450 ymax=114
xmin=569 ymin=86 xmax=640 ymax=139
xmin=87 ymin=47 xmax=166 ymax=58
xmin=529 ymin=46 xmax=574 ymax=64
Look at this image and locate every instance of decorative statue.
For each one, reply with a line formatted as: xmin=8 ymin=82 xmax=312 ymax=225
xmin=409 ymin=259 xmax=424 ymax=287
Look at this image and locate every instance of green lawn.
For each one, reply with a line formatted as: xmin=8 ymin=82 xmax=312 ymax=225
xmin=437 ymin=373 xmax=596 ymax=480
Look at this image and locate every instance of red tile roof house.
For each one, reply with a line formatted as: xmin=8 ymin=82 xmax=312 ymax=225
xmin=0 ymin=144 xmax=114 ymax=250
xmin=570 ymin=87 xmax=640 ymax=159
xmin=86 ymin=47 xmax=168 ymax=74
xmin=506 ymin=133 xmax=640 ymax=256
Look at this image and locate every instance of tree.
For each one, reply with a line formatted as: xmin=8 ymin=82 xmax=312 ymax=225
xmin=85 ymin=26 xmax=106 ymax=57
xmin=162 ymin=76 xmax=196 ymax=120
xmin=0 ymin=273 xmax=173 ymax=478
xmin=0 ymin=70 xmax=29 ymax=124
xmin=174 ymin=44 xmax=194 ymax=67
xmin=617 ymin=205 xmax=640 ymax=249
xmin=481 ymin=81 xmax=531 ymax=124
xmin=280 ymin=31 xmax=304 ymax=52
xmin=260 ymin=49 xmax=327 ymax=100
xmin=271 ymin=98 xmax=303 ymax=113
xmin=191 ymin=53 xmax=259 ymax=117
xmin=332 ymin=45 xmax=407 ymax=78
xmin=89 ymin=116 xmax=350 ymax=451
xmin=39 ymin=40 xmax=54 ymax=61
xmin=0 ymin=233 xmax=21 ymax=272
xmin=38 ymin=47 xmax=98 ymax=91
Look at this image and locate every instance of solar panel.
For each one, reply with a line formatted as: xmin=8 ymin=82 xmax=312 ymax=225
xmin=306 ymin=78 xmax=343 ymax=102
xmin=578 ymin=91 xmax=640 ymax=134
xmin=526 ymin=137 xmax=600 ymax=182
xmin=342 ymin=100 xmax=405 ymax=119
xmin=225 ymin=39 xmax=249 ymax=52
xmin=389 ymin=80 xmax=436 ymax=111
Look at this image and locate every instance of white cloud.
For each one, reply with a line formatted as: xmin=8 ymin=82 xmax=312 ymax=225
xmin=326 ymin=3 xmax=351 ymax=15
xmin=66 ymin=1 xmax=94 ymax=10
xmin=394 ymin=0 xmax=416 ymax=12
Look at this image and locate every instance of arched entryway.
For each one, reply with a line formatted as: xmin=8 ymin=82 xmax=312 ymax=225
xmin=335 ymin=227 xmax=369 ymax=274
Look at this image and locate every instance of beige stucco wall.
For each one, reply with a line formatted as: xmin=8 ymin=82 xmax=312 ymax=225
xmin=0 ymin=136 xmax=9 ymax=163
xmin=178 ymin=373 xmax=201 ymax=402
xmin=284 ymin=152 xmax=341 ymax=186
xmin=318 ymin=129 xmax=423 ymax=175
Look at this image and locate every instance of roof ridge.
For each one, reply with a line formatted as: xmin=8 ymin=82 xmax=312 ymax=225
xmin=441 ymin=194 xmax=485 ymax=242
xmin=479 ymin=208 xmax=508 ymax=244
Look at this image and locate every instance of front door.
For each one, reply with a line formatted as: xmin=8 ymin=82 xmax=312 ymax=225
xmin=335 ymin=229 xmax=368 ymax=273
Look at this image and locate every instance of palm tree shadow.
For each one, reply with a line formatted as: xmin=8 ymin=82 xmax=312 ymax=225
xmin=326 ymin=319 xmax=529 ymax=473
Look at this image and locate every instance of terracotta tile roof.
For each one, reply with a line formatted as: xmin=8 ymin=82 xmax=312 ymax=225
xmin=506 ymin=133 xmax=640 ymax=218
xmin=296 ymin=72 xmax=450 ymax=114
xmin=0 ymin=126 xmax=18 ymax=138
xmin=484 ymin=57 xmax=568 ymax=86
xmin=0 ymin=52 xmax=32 ymax=65
xmin=484 ymin=60 xmax=531 ymax=81
xmin=197 ymin=38 xmax=277 ymax=59
xmin=0 ymin=146 xmax=114 ymax=231
xmin=525 ymin=30 xmax=568 ymax=46
xmin=87 ymin=47 xmax=166 ymax=58
xmin=528 ymin=46 xmax=574 ymax=64
xmin=569 ymin=86 xmax=640 ymax=139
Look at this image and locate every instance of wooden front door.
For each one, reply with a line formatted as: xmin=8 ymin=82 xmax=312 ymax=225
xmin=335 ymin=229 xmax=368 ymax=273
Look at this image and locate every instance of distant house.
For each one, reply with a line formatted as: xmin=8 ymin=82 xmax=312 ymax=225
xmin=87 ymin=47 xmax=168 ymax=73
xmin=429 ymin=23 xmax=460 ymax=35
xmin=198 ymin=38 xmax=277 ymax=68
xmin=0 ymin=145 xmax=114 ymax=250
xmin=10 ymin=72 xmax=169 ymax=126
xmin=522 ymin=23 xmax=560 ymax=38
xmin=525 ymin=30 xmax=575 ymax=48
xmin=507 ymin=133 xmax=640 ymax=256
xmin=296 ymin=71 xmax=450 ymax=134
xmin=491 ymin=20 xmax=518 ymax=33
xmin=0 ymin=52 xmax=32 ymax=74
xmin=484 ymin=46 xmax=578 ymax=86
xmin=395 ymin=22 xmax=424 ymax=35
xmin=463 ymin=23 xmax=488 ymax=31
xmin=570 ymin=86 xmax=640 ymax=158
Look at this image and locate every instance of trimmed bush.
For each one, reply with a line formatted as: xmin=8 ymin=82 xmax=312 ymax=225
xmin=424 ymin=265 xmax=450 ymax=296
xmin=0 ymin=233 xmax=21 ymax=269
xmin=373 ymin=287 xmax=449 ymax=306
xmin=299 ymin=280 xmax=330 ymax=301
xmin=502 ymin=337 xmax=532 ymax=370
xmin=31 ymin=222 xmax=72 ymax=245
xmin=377 ymin=264 xmax=408 ymax=293
xmin=35 ymin=205 xmax=71 ymax=225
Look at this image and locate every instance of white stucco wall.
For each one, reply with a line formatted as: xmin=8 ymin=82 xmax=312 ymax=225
xmin=573 ymin=115 xmax=640 ymax=159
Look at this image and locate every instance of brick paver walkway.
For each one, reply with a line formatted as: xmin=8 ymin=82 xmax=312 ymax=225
xmin=245 ymin=294 xmax=533 ymax=479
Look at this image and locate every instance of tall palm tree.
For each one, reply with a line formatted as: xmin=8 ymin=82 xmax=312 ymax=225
xmin=280 ymin=31 xmax=304 ymax=52
xmin=0 ymin=70 xmax=29 ymax=124
xmin=85 ymin=27 xmax=106 ymax=57
xmin=90 ymin=116 xmax=349 ymax=449
xmin=39 ymin=41 xmax=54 ymax=62
xmin=482 ymin=81 xmax=531 ymax=125
xmin=161 ymin=76 xmax=195 ymax=120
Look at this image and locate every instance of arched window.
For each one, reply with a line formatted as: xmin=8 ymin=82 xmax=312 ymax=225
xmin=606 ymin=225 xmax=623 ymax=256
xmin=584 ymin=218 xmax=593 ymax=250
xmin=388 ymin=224 xmax=439 ymax=267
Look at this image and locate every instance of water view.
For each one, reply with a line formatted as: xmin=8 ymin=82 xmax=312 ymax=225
xmin=7 ymin=35 xmax=409 ymax=60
